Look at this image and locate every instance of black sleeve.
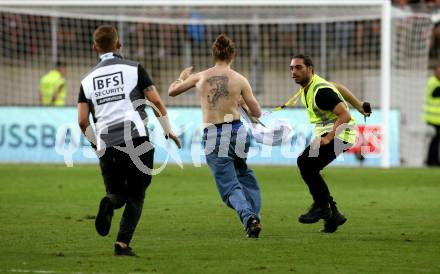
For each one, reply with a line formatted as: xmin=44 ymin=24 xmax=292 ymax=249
xmin=78 ymin=85 xmax=87 ymax=103
xmin=138 ymin=64 xmax=154 ymax=94
xmin=432 ymin=87 xmax=440 ymax=98
xmin=315 ymin=88 xmax=343 ymax=111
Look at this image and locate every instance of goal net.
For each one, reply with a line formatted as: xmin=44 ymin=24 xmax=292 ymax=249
xmin=0 ymin=1 xmax=434 ymax=166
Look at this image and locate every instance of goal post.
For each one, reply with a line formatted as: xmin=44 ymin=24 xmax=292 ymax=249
xmin=0 ymin=0 xmax=433 ymax=167
xmin=381 ymin=0 xmax=392 ymax=168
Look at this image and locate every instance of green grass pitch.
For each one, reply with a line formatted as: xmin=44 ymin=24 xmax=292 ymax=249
xmin=0 ymin=164 xmax=439 ymax=274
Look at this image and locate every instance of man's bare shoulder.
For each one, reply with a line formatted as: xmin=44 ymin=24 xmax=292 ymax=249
xmin=228 ymin=70 xmax=250 ymax=89
xmin=196 ymin=68 xmax=248 ymax=85
xmin=231 ymin=70 xmax=249 ymax=82
xmin=194 ymin=68 xmax=216 ymax=80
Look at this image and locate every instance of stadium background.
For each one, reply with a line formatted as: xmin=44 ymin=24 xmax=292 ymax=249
xmin=1 ymin=1 xmax=440 ymax=274
xmin=0 ymin=1 xmax=438 ymax=167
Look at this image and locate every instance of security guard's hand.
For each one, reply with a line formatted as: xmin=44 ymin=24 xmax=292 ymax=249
xmin=360 ymin=102 xmax=372 ymax=117
xmin=167 ymin=132 xmax=182 ymax=149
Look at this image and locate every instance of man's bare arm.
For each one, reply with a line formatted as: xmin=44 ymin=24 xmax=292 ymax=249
xmin=77 ymin=102 xmax=97 ymax=148
xmin=144 ymin=85 xmax=167 ymax=117
xmin=241 ymin=78 xmax=261 ymax=118
xmin=168 ymin=67 xmax=199 ymax=97
xmin=239 ymin=98 xmax=259 ymax=124
xmin=144 ymin=85 xmax=181 ymax=148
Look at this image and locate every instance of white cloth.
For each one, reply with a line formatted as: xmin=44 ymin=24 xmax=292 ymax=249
xmin=240 ymin=107 xmax=292 ymax=146
xmin=252 ymin=120 xmax=292 ymax=146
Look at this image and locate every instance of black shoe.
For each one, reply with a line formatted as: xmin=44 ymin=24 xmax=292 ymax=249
xmin=246 ymin=216 xmax=261 ymax=238
xmin=114 ymin=244 xmax=136 ymax=256
xmin=321 ymin=201 xmax=347 ymax=233
xmin=298 ymin=203 xmax=332 ymax=224
xmin=321 ymin=208 xmax=347 ymax=233
xmin=95 ymin=197 xmax=113 ymax=236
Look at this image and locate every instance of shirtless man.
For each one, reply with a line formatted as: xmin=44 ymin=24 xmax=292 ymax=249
xmin=168 ymin=34 xmax=262 ymax=238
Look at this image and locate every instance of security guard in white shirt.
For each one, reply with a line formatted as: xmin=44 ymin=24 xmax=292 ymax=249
xmin=78 ymin=25 xmax=181 ymax=256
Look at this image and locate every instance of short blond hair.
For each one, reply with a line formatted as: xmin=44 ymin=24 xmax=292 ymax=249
xmin=93 ymin=25 xmax=118 ymax=52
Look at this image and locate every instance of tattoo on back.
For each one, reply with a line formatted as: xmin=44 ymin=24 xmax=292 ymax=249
xmin=206 ymin=76 xmax=229 ymax=109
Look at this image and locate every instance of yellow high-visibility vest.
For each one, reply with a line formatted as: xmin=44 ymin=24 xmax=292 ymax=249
xmin=423 ymin=75 xmax=440 ymax=125
xmin=40 ymin=69 xmax=66 ymax=106
xmin=300 ymin=74 xmax=357 ymax=144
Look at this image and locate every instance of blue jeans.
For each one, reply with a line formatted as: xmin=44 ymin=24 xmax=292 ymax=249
xmin=202 ymin=120 xmax=261 ymax=227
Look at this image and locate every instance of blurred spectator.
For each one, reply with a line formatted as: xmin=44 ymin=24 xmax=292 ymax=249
xmin=394 ymin=0 xmax=412 ymax=11
xmin=421 ymin=0 xmax=440 ymax=11
xmin=188 ymin=11 xmax=205 ymax=44
xmin=335 ymin=22 xmax=356 ymax=56
xmin=126 ymin=22 xmax=150 ymax=58
xmin=159 ymin=23 xmax=184 ymax=57
xmin=423 ymin=63 xmax=440 ymax=166
xmin=58 ymin=19 xmax=79 ymax=56
xmin=26 ymin=15 xmax=46 ymax=56
xmin=260 ymin=24 xmax=273 ymax=58
xmin=296 ymin=23 xmax=321 ymax=56
xmin=430 ymin=21 xmax=440 ymax=59
xmin=39 ymin=61 xmax=67 ymax=106
xmin=2 ymin=14 xmax=24 ymax=57
xmin=355 ymin=20 xmax=381 ymax=56
xmin=278 ymin=23 xmax=297 ymax=57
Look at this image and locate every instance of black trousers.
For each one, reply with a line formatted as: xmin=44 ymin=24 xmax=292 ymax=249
xmin=427 ymin=124 xmax=440 ymax=166
xmin=98 ymin=137 xmax=154 ymax=244
xmin=297 ymin=138 xmax=352 ymax=207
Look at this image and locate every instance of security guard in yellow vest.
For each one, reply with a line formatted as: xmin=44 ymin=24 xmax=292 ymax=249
xmin=423 ymin=64 xmax=440 ymax=166
xmin=39 ymin=62 xmax=67 ymax=106
xmin=291 ymin=54 xmax=371 ymax=233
